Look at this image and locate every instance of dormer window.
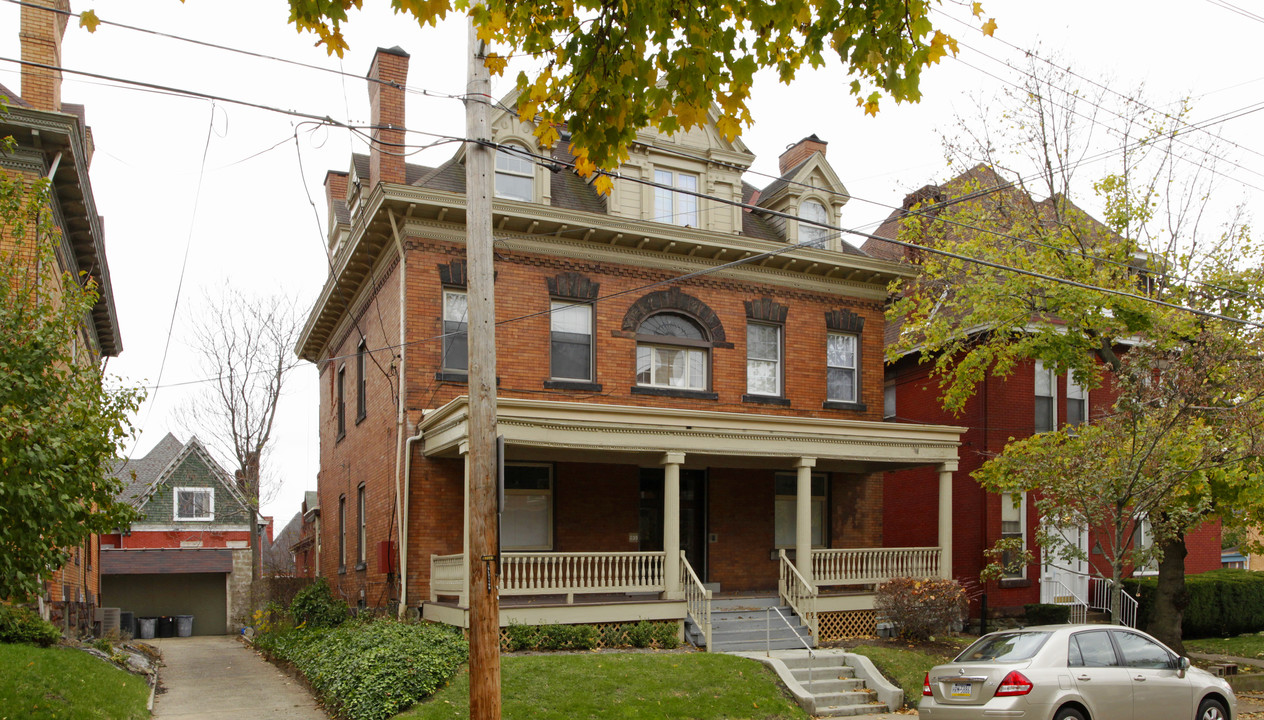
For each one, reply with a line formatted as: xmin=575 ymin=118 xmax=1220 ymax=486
xmin=799 ymin=200 xmax=829 ymax=247
xmin=653 ymin=170 xmax=699 ymax=227
xmin=495 ymin=147 xmax=534 ymax=202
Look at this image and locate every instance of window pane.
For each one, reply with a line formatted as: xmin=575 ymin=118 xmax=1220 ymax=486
xmin=496 ymin=173 xmax=532 ymax=201
xmin=800 ymin=200 xmax=829 ymax=247
xmin=748 ymin=359 xmax=778 ymax=395
xmin=884 ymin=385 xmax=896 ymax=418
xmin=502 ymin=493 xmax=550 ymax=549
xmin=654 ymin=170 xmax=673 ymax=223
xmin=505 ymin=465 xmax=551 ymax=490
xmin=1115 ymin=632 xmax=1172 ymax=669
xmin=443 ymin=321 xmax=468 ymax=371
xmin=1034 ymin=360 xmax=1053 ymax=396
xmin=1034 ymin=396 xmax=1053 ymax=433
xmin=688 ymin=349 xmax=705 ymax=389
xmin=636 ymin=345 xmax=652 ymax=384
xmin=774 ymin=494 xmax=826 ymax=547
xmin=178 ymin=490 xmax=211 ymax=519
xmin=443 ymin=291 xmax=468 ymax=323
xmin=551 ymin=336 xmax=591 ymax=380
xmin=828 ymin=367 xmax=856 ymax=402
xmin=827 ymin=334 xmax=856 ymax=368
xmin=677 ymin=174 xmax=698 ymax=226
xmin=747 ymin=323 xmax=779 ymax=361
xmin=1072 ymin=631 xmax=1118 ymax=667
xmin=551 ymin=302 xmax=591 ymax=334
xmin=640 ymin=313 xmax=705 ymax=339
xmin=1066 ymin=398 xmax=1085 ymax=426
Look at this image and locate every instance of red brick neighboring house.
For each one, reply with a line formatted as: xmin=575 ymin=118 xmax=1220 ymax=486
xmin=2 ymin=0 xmax=123 ymax=633
xmin=101 ymin=434 xmax=257 ymax=635
xmin=288 ymin=491 xmax=320 ymax=579
xmin=862 ymin=169 xmax=1222 ymax=622
xmin=294 ymin=46 xmax=967 ymax=647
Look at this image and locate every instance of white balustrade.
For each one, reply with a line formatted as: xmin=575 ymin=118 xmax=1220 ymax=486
xmin=430 ymin=553 xmax=466 ymax=601
xmin=499 ymin=551 xmax=665 ymax=602
xmin=812 ymin=547 xmax=941 ymax=587
xmin=779 ymin=549 xmax=819 ymax=642
xmin=680 ymin=550 xmax=712 ymax=649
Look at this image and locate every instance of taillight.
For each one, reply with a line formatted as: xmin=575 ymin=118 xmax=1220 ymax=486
xmin=995 ymin=670 xmax=1033 ymax=696
xmin=923 ymin=672 xmax=933 ymax=696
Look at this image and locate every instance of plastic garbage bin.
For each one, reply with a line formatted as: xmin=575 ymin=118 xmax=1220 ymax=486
xmin=175 ymin=615 xmax=193 ymax=637
xmin=138 ymin=617 xmax=156 ymax=640
xmin=158 ymin=616 xmax=175 ymax=638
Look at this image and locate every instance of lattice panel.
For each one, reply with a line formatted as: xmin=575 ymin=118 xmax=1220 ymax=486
xmin=818 ymin=610 xmax=877 ymax=641
xmin=498 ymin=621 xmax=677 ymax=651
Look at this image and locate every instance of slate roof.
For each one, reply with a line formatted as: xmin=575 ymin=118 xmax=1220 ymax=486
xmin=740 ymin=182 xmax=782 ymax=243
xmin=112 ymin=433 xmax=185 ymax=507
xmin=0 ymin=82 xmax=31 ymax=107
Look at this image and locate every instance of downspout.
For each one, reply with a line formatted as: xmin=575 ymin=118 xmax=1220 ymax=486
xmin=389 ymin=208 xmax=410 ymax=618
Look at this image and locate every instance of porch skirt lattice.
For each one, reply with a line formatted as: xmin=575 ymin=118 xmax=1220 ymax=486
xmin=818 ymin=610 xmax=877 ymax=640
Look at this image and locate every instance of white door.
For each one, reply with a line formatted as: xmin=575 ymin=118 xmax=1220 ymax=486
xmin=1042 ymin=523 xmax=1089 ymax=603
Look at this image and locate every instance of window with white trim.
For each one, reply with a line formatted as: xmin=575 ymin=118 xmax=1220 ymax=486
xmin=442 ymin=290 xmax=469 ymax=372
xmin=502 ymin=464 xmax=553 ymax=551
xmin=1034 ymin=360 xmax=1055 ymax=433
xmin=338 ymin=495 xmax=346 ymax=570
xmin=357 ymin=483 xmax=367 ymax=566
xmin=336 ymin=365 xmax=346 ymax=438
xmin=826 ymin=333 xmax=858 ymax=403
xmin=774 ymin=473 xmax=827 ymax=548
xmin=1133 ymin=515 xmax=1158 ymax=575
xmin=635 ymin=313 xmax=709 ymax=391
xmin=174 ymin=487 xmax=214 ymax=522
xmin=550 ymin=301 xmax=593 ymax=381
xmin=883 ymin=384 xmax=897 ymax=419
xmin=1066 ymin=373 xmax=1087 ymax=426
xmin=746 ymin=322 xmax=781 ymax=396
xmin=1001 ymin=492 xmax=1026 ymax=578
xmin=356 ymin=341 xmax=367 ymax=421
xmin=653 ymin=169 xmax=699 ymax=227
xmin=495 ymin=147 xmax=534 ymax=202
xmin=799 ymin=199 xmax=829 ymax=247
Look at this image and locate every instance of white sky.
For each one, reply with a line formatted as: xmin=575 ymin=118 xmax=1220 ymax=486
xmin=0 ymin=0 xmax=1259 ymax=525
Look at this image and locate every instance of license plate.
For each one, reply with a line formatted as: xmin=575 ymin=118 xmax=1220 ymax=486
xmin=951 ymin=682 xmax=972 ymax=698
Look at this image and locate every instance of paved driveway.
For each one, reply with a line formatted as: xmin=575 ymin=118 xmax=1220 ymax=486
xmin=150 ymin=636 xmax=327 ymax=719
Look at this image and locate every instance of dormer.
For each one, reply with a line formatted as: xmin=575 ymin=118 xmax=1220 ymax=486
xmin=753 ymin=135 xmax=849 ymax=252
xmin=324 ymin=170 xmax=351 ymax=257
xmin=489 ymin=92 xmax=553 ymax=206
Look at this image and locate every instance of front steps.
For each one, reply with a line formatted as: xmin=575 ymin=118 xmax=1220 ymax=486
xmin=734 ymin=650 xmax=900 ymax=717
xmin=685 ymin=595 xmax=813 ymax=652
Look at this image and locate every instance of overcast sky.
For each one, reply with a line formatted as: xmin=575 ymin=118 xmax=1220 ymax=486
xmin=0 ymin=0 xmax=1259 ymax=526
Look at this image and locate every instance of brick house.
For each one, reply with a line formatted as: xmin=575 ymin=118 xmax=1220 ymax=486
xmin=288 ymin=491 xmax=320 ymax=579
xmin=295 ymin=46 xmax=967 ymax=647
xmin=1 ymin=0 xmax=123 ymax=633
xmin=862 ymin=168 xmax=1223 ymax=622
xmin=100 ymin=434 xmax=256 ymax=635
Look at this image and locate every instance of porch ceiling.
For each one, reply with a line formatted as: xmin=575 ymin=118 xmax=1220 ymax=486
xmin=418 ymin=397 xmax=962 ymax=473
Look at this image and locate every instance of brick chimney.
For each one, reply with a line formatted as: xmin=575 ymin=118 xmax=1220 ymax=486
xmin=20 ymin=0 xmax=70 ymax=113
xmin=324 ymin=170 xmax=350 ymax=251
xmin=777 ymin=134 xmax=827 ymax=176
xmin=367 ymin=46 xmax=410 ymax=189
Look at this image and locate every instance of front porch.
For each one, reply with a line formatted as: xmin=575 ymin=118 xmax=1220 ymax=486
xmin=412 ymin=397 xmax=964 ymax=648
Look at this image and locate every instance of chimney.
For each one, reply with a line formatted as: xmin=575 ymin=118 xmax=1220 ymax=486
xmin=20 ymin=0 xmax=70 ymax=112
xmin=324 ymin=170 xmax=349 ymax=236
xmin=777 ymin=134 xmax=827 ymax=176
xmin=366 ymin=46 xmax=410 ymax=189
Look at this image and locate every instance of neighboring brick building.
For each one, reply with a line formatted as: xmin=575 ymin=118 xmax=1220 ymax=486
xmin=295 ymin=46 xmax=966 ymax=644
xmin=100 ymin=434 xmax=257 ymax=635
xmin=863 ymin=167 xmax=1223 ymax=620
xmin=2 ymin=0 xmax=123 ymax=634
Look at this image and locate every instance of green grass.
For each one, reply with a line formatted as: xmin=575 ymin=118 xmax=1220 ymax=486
xmin=1185 ymin=633 xmax=1264 ymax=660
xmin=396 ymin=652 xmax=810 ymax=720
xmin=0 ymin=643 xmax=150 ymax=720
xmin=848 ymin=641 xmax=961 ymax=709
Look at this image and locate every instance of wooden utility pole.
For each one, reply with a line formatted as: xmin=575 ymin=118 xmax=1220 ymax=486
xmin=465 ymin=12 xmax=502 ymax=720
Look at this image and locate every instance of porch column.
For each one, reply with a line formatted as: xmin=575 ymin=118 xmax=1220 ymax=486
xmin=938 ymin=462 xmax=957 ymax=580
xmin=795 ymin=457 xmax=816 ymax=584
xmin=662 ymin=452 xmax=685 ymax=599
xmin=461 ymin=441 xmax=471 ymax=606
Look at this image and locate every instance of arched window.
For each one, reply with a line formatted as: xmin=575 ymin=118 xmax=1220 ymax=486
xmin=799 ymin=199 xmax=829 ymax=247
xmin=635 ymin=313 xmax=709 ymax=390
xmin=495 ymin=146 xmax=534 ymax=201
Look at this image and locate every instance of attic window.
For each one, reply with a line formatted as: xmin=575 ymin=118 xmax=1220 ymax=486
xmin=799 ymin=200 xmax=829 ymax=247
xmin=174 ymin=487 xmax=215 ymax=522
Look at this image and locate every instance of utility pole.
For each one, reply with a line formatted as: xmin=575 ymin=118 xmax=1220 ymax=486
xmin=465 ymin=11 xmax=501 ymax=720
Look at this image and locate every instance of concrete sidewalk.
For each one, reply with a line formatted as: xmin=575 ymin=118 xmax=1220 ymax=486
xmin=150 ymin=636 xmax=327 ymax=719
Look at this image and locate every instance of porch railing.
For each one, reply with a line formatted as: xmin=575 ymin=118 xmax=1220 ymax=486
xmin=1042 ymin=578 xmax=1088 ymax=624
xmin=500 ymin=551 xmax=665 ymax=603
xmin=812 ymin=547 xmax=941 ymax=587
xmin=778 ymin=549 xmax=818 ymax=643
xmin=680 ymin=550 xmax=712 ymax=650
xmin=430 ymin=553 xmax=465 ymax=601
xmin=1089 ymin=578 xmax=1139 ymax=628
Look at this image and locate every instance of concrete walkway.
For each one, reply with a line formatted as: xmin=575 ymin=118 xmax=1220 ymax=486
xmin=150 ymin=636 xmax=327 ymax=719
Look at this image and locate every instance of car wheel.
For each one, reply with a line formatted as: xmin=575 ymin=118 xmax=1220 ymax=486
xmin=1197 ymin=698 xmax=1228 ymax=720
xmin=1054 ymin=708 xmax=1086 ymax=720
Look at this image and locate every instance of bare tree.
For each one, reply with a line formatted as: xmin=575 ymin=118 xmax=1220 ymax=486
xmin=181 ymin=288 xmax=303 ymax=586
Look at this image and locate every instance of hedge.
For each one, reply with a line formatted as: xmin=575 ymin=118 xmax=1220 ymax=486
xmin=1125 ymin=569 xmax=1264 ymax=638
xmin=502 ymin=620 xmax=680 ymax=651
xmin=0 ymin=603 xmax=60 ymax=646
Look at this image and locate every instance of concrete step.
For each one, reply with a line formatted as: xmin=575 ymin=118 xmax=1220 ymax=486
xmin=783 ymin=655 xmax=852 ymax=672
xmin=810 ymin=689 xmax=879 ymax=707
xmin=796 ymin=676 xmax=867 ymax=694
xmin=711 ymin=595 xmax=781 ymax=610
xmin=711 ymin=626 xmax=811 ymax=645
xmin=814 ymin=702 xmax=892 ymax=717
xmin=710 ymin=637 xmax=812 ymax=652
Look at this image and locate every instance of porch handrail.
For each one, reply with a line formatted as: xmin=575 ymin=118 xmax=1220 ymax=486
xmin=500 ymin=551 xmax=665 ymax=603
xmin=1042 ymin=578 xmax=1088 ymax=624
xmin=778 ymin=550 xmax=818 ymax=643
xmin=1090 ymin=578 xmax=1138 ymax=628
xmin=812 ymin=547 xmax=941 ymax=586
xmin=430 ymin=553 xmax=465 ymax=601
xmin=680 ymin=550 xmax=712 ymax=650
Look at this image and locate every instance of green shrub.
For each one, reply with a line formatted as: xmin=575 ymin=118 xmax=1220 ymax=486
xmin=626 ymin=620 xmax=656 ymax=648
xmin=875 ymin=577 xmax=967 ymax=641
xmin=290 ymin=578 xmax=349 ymax=629
xmin=1024 ymin=603 xmax=1071 ymax=626
xmin=0 ymin=604 xmax=60 ymax=647
xmin=266 ymin=619 xmax=467 ymax=720
xmin=1127 ymin=569 xmax=1264 ymax=638
xmin=505 ymin=621 xmax=679 ymax=651
xmin=652 ymin=621 xmax=680 ymax=649
xmin=504 ymin=622 xmax=542 ymax=652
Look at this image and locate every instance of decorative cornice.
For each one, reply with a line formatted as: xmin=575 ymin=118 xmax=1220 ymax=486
xmin=746 ymin=297 xmax=788 ymax=323
xmin=826 ymin=308 xmax=865 ymax=334
xmin=548 ymin=271 xmax=599 ymax=300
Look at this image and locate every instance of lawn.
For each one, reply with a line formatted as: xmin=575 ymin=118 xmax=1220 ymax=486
xmin=0 ymin=643 xmax=150 ymax=720
xmin=397 ymin=652 xmax=810 ymax=720
xmin=1185 ymin=633 xmax=1264 ymax=660
xmin=847 ymin=638 xmax=966 ymax=708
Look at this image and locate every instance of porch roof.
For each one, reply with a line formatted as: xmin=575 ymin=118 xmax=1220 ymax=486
xmin=418 ymin=397 xmax=962 ymax=472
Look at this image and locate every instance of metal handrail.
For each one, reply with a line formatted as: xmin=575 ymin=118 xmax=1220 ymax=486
xmin=767 ymin=606 xmax=814 ymax=687
xmin=1090 ymin=578 xmax=1139 ymax=627
xmin=1042 ymin=578 xmax=1088 ymax=624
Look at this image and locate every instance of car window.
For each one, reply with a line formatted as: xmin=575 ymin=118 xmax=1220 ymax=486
xmin=955 ymin=632 xmax=1051 ymax=662
xmin=1069 ymin=631 xmax=1118 ymax=667
xmin=1114 ymin=631 xmax=1174 ymax=669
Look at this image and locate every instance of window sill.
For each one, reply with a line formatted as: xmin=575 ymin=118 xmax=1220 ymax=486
xmin=338 ymin=566 xmax=347 ymax=575
xmin=631 ymin=386 xmax=719 ymax=401
xmin=998 ymin=578 xmax=1031 ymax=589
xmin=355 ymin=412 xmax=367 ymax=426
xmin=543 ymin=380 xmax=603 ymax=392
xmin=354 ymin=562 xmax=367 ymax=572
xmin=336 ymin=430 xmax=346 ymax=443
xmin=743 ymin=394 xmax=790 ymax=406
xmin=822 ymin=401 xmax=868 ymax=412
xmin=435 ymin=372 xmax=468 ymax=383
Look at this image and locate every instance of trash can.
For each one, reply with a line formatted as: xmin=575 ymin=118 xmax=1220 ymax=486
xmin=120 ymin=611 xmax=135 ymax=639
xmin=175 ymin=615 xmax=194 ymax=637
xmin=158 ymin=616 xmax=176 ymax=638
xmin=138 ymin=617 xmax=156 ymax=640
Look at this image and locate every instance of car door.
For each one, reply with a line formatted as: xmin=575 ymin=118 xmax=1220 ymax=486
xmin=1113 ymin=630 xmax=1192 ymax=720
xmin=1068 ymin=629 xmax=1134 ymax=720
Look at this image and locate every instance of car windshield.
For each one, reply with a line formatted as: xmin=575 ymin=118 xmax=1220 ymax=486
xmin=954 ymin=632 xmax=1051 ymax=663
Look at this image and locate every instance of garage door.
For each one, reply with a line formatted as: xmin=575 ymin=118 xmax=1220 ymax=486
xmin=102 ymin=573 xmax=227 ymax=636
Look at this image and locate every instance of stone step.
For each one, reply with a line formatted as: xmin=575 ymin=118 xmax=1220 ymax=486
xmin=810 ymin=689 xmax=879 ymax=707
xmin=814 ymin=702 xmax=893 ymax=717
xmin=796 ymin=676 xmax=867 ymax=694
xmin=711 ymin=595 xmax=781 ymax=610
xmin=711 ymin=626 xmax=811 ymax=645
xmin=710 ymin=637 xmax=812 ymax=652
xmin=782 ymin=655 xmax=851 ymax=671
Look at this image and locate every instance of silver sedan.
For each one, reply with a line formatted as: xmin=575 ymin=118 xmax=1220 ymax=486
xmin=919 ymin=624 xmax=1235 ymax=720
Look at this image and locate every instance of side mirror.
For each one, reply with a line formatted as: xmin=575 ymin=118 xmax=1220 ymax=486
xmin=1178 ymin=656 xmax=1190 ymax=678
